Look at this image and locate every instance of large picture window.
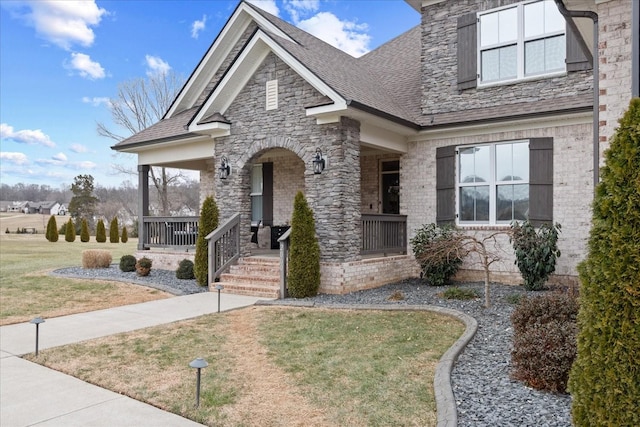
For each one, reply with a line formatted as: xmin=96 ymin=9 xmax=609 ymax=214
xmin=457 ymin=141 xmax=529 ymax=224
xmin=478 ymin=0 xmax=565 ymax=84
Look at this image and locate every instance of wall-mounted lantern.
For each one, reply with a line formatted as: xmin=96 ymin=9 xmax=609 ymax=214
xmin=219 ymin=156 xmax=231 ymax=180
xmin=312 ymin=148 xmax=326 ymax=174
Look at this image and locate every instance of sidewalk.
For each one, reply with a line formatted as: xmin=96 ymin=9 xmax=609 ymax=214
xmin=0 ymin=292 xmax=267 ymax=427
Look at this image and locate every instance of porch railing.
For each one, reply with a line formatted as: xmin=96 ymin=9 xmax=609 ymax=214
xmin=206 ymin=213 xmax=241 ymax=285
xmin=361 ymin=214 xmax=407 ymax=255
xmin=141 ymin=216 xmax=199 ymax=249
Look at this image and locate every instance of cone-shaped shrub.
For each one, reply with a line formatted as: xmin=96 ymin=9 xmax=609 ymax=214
xmin=287 ymin=191 xmax=320 ymax=298
xmin=109 ymin=217 xmax=119 ymax=243
xmin=80 ymin=218 xmax=90 ymax=242
xmin=46 ymin=215 xmax=58 ymax=242
xmin=121 ymin=226 xmax=128 ymax=243
xmin=96 ymin=219 xmax=106 ymax=243
xmin=65 ymin=218 xmax=75 ymax=242
xmin=569 ymin=98 xmax=640 ymax=426
xmin=194 ymin=196 xmax=219 ymax=286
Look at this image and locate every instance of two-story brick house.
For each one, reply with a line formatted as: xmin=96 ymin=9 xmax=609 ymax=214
xmin=113 ymin=0 xmax=637 ymax=297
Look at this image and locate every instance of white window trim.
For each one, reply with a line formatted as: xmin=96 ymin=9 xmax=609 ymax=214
xmin=476 ymin=0 xmax=566 ymax=87
xmin=455 ymin=140 xmax=529 ymax=226
xmin=379 ymin=159 xmax=400 ymax=214
xmin=250 ymin=164 xmax=263 ymax=224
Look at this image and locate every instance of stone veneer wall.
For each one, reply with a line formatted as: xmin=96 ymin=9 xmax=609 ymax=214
xmin=420 ymin=0 xmax=593 ymax=116
xmin=597 ymin=0 xmax=634 ymax=158
xmin=213 ymin=53 xmax=362 ymax=262
xmin=403 ymin=121 xmax=593 ymax=285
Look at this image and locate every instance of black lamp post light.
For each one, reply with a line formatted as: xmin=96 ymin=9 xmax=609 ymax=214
xmin=312 ymin=148 xmax=326 ymax=174
xmin=189 ymin=357 xmax=209 ymax=408
xmin=219 ymin=156 xmax=231 ymax=179
xmin=30 ymin=317 xmax=45 ymax=356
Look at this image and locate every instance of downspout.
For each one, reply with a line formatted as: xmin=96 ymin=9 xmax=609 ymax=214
xmin=554 ymin=0 xmax=599 ymax=190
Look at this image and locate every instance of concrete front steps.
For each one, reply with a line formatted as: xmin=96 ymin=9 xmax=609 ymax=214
xmin=215 ymin=256 xmax=281 ymax=299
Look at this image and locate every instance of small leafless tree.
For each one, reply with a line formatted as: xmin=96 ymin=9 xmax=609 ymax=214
xmin=415 ymin=229 xmax=512 ymax=307
xmin=97 ymin=69 xmax=188 ymax=215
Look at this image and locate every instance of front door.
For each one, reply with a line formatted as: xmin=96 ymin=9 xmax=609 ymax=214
xmin=381 ymin=160 xmax=400 ymax=214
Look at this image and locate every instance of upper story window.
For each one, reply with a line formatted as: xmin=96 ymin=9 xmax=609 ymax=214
xmin=478 ymin=0 xmax=566 ymax=85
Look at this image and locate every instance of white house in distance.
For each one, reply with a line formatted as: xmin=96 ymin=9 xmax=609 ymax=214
xmin=113 ymin=0 xmax=639 ymax=298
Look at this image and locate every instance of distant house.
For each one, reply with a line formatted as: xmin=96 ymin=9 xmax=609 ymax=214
xmin=5 ymin=201 xmax=29 ymax=213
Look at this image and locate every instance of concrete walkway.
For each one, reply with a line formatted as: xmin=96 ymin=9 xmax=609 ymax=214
xmin=0 ymin=292 xmax=267 ymax=427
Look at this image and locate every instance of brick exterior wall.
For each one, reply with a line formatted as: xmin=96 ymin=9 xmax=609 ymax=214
xmin=404 ymin=120 xmax=593 ymax=285
xmin=199 ymin=159 xmax=216 ymax=209
xmin=597 ymin=0 xmax=634 ymax=157
xmin=360 ymin=153 xmax=401 ymax=214
xmin=421 ymin=0 xmax=593 ymax=116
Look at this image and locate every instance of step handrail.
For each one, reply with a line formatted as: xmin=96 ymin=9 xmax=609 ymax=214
xmin=278 ymin=227 xmax=292 ymax=299
xmin=206 ymin=213 xmax=241 ymax=286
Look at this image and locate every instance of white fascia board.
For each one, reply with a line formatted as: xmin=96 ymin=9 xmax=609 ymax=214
xmin=306 ymin=102 xmax=348 ymax=124
xmin=410 ymin=111 xmax=593 ymax=142
xmin=167 ymin=4 xmax=295 ymax=118
xmin=190 ymin=30 xmax=345 ymax=132
xmin=360 ymin=122 xmax=409 ymax=154
xmin=117 ymin=135 xmax=209 ymax=154
xmin=191 ymin=122 xmax=231 ymax=138
xmin=137 ymin=137 xmax=215 ymax=166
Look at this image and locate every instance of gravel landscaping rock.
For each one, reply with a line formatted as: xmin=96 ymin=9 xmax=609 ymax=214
xmin=50 ymin=267 xmax=572 ymax=426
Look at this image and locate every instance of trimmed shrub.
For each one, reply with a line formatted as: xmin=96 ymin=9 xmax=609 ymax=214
xmin=46 ymin=215 xmax=58 ymax=242
xmin=58 ymin=222 xmax=66 ymax=236
xmin=510 ymin=221 xmax=561 ymax=290
xmin=65 ymin=218 xmax=75 ymax=242
xmin=511 ymin=293 xmax=578 ymax=393
xmin=410 ymin=223 xmax=463 ymax=286
xmin=440 ymin=287 xmax=479 ymax=300
xmin=82 ymin=249 xmax=112 ymax=269
xmin=194 ymin=196 xmax=219 ymax=286
xmin=176 ymin=259 xmax=195 ymax=280
xmin=287 ymin=191 xmax=321 ymax=298
xmin=95 ymin=219 xmax=106 ymax=243
xmin=121 ymin=226 xmax=128 ymax=243
xmin=119 ymin=255 xmax=137 ymax=272
xmin=569 ymin=98 xmax=640 ymax=426
xmin=109 ymin=217 xmax=119 ymax=243
xmin=80 ymin=218 xmax=90 ymax=242
xmin=135 ymin=256 xmax=152 ymax=276
xmin=5 ymin=228 xmax=9 ymax=234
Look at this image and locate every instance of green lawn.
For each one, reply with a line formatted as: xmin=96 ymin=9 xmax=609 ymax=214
xmin=0 ymin=233 xmax=168 ymax=325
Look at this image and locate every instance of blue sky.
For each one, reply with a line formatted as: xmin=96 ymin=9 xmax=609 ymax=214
xmin=0 ymin=0 xmax=419 ymax=188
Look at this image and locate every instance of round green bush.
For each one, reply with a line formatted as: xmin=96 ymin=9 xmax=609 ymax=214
xmin=410 ymin=223 xmax=463 ymax=286
xmin=119 ymin=255 xmax=137 ymax=272
xmin=176 ymin=259 xmax=195 ymax=280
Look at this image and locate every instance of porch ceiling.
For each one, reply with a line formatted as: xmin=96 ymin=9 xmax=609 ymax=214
xmin=136 ymin=136 xmax=214 ymax=171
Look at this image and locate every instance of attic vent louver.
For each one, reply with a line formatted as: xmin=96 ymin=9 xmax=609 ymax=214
xmin=266 ymin=79 xmax=278 ymax=110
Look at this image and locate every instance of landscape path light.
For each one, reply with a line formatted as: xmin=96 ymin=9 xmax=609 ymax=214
xmin=215 ymin=284 xmax=224 ymax=313
xmin=189 ymin=357 xmax=208 ymax=408
xmin=30 ymin=317 xmax=45 ymax=356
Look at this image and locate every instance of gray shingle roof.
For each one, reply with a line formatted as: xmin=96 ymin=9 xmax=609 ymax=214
xmin=112 ymin=107 xmax=199 ymax=150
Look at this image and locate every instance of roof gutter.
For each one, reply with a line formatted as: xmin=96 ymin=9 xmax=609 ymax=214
xmin=554 ymin=0 xmax=599 ymax=192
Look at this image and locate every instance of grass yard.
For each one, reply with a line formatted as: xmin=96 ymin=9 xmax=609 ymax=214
xmin=26 ymin=306 xmax=464 ymax=427
xmin=0 ymin=232 xmax=170 ymax=325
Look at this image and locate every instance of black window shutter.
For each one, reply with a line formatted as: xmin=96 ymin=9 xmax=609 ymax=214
xmin=436 ymin=146 xmax=456 ymax=225
xmin=529 ymin=138 xmax=554 ymax=226
xmin=565 ymin=23 xmax=592 ymax=71
xmin=457 ymin=13 xmax=478 ymax=90
xmin=262 ymin=162 xmax=273 ymax=226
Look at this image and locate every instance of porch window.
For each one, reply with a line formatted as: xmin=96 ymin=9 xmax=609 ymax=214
xmin=251 ymin=164 xmax=263 ymax=224
xmin=381 ymin=160 xmax=400 ymax=214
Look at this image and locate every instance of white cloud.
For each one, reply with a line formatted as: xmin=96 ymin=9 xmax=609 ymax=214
xmin=66 ymin=52 xmax=105 ymax=79
xmin=191 ymin=15 xmax=206 ymax=39
xmin=283 ymin=0 xmax=319 ymax=24
xmin=70 ymin=143 xmax=88 ymax=153
xmin=145 ymin=55 xmax=171 ymax=76
xmin=8 ymin=0 xmax=107 ymax=50
xmin=0 ymin=152 xmax=29 ymax=165
xmin=1 ymin=123 xmax=56 ymax=148
xmin=82 ymin=96 xmax=110 ymax=107
xmin=297 ymin=12 xmax=370 ymax=57
xmin=52 ymin=152 xmax=67 ymax=162
xmin=72 ymin=160 xmax=97 ymax=170
xmin=246 ymin=0 xmax=279 ymax=17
